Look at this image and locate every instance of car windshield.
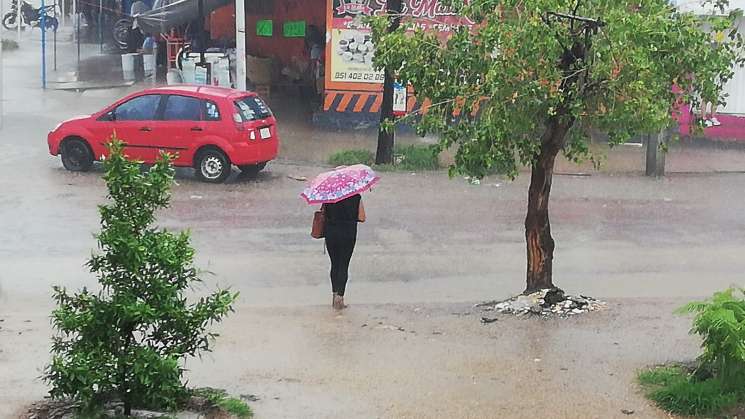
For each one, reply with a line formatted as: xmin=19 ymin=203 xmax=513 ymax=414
xmin=234 ymin=96 xmax=272 ymax=122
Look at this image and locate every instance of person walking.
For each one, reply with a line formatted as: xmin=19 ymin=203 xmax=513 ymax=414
xmin=323 ymin=194 xmax=365 ymax=309
xmin=301 ymin=164 xmax=379 ymax=310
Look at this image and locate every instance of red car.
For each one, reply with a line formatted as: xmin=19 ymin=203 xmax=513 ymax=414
xmin=48 ymin=85 xmax=279 ymax=183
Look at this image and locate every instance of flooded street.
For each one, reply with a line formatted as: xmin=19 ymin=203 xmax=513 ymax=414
xmin=1 ymin=31 xmax=745 ymax=418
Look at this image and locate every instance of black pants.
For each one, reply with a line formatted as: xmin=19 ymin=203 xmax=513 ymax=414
xmin=325 ymin=227 xmax=356 ymax=296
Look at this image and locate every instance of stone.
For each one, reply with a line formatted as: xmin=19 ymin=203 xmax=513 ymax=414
xmin=543 ymin=288 xmax=565 ymax=306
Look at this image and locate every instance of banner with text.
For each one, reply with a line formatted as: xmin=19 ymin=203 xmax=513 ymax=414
xmin=329 ymin=0 xmax=474 ymax=85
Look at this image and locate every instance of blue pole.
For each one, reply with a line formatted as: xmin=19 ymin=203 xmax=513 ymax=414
xmin=41 ymin=0 xmax=47 ymax=89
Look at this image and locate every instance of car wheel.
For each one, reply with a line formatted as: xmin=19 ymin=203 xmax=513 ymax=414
xmin=239 ymin=162 xmax=267 ymax=177
xmin=60 ymin=138 xmax=94 ymax=172
xmin=195 ymin=148 xmax=231 ymax=183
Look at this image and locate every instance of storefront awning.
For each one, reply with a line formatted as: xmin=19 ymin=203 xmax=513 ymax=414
xmin=133 ymin=0 xmax=231 ymax=33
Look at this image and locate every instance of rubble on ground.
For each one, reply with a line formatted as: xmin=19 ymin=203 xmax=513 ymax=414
xmin=477 ymin=288 xmax=606 ymax=318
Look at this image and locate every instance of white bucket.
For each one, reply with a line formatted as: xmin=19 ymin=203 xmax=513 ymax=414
xmin=121 ymin=53 xmax=136 ymax=80
xmin=166 ymin=69 xmax=183 ymax=85
xmin=143 ymin=54 xmax=156 ymax=78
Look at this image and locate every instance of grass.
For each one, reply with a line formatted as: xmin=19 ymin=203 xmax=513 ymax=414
xmin=328 ymin=145 xmax=440 ymax=171
xmin=328 ymin=149 xmax=375 ymax=167
xmin=638 ymin=365 xmax=742 ymax=417
xmin=191 ymin=387 xmax=253 ymax=418
xmin=2 ymin=38 xmax=19 ymax=51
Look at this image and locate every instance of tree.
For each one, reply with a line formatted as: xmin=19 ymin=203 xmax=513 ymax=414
xmin=376 ymin=0 xmax=404 ymax=165
xmin=371 ymin=0 xmax=743 ymax=293
xmin=45 ymin=139 xmax=238 ymax=415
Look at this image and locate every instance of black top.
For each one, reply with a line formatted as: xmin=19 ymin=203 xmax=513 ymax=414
xmin=323 ymin=194 xmax=361 ymax=226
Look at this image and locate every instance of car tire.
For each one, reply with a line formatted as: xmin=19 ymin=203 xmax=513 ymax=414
xmin=239 ymin=162 xmax=267 ymax=177
xmin=195 ymin=148 xmax=231 ymax=183
xmin=60 ymin=138 xmax=94 ymax=172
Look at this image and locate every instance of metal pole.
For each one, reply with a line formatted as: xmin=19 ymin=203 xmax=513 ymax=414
xmin=1 ymin=0 xmax=4 ymax=129
xmin=198 ymin=0 xmax=205 ymax=64
xmin=41 ymin=0 xmax=47 ymax=89
xmin=645 ymin=130 xmax=667 ymax=178
xmin=76 ymin=0 xmax=80 ymax=70
xmin=53 ymin=0 xmax=57 ymax=70
xmin=235 ymin=0 xmax=246 ymax=90
xmin=17 ymin=0 xmax=21 ymax=42
xmin=98 ymin=0 xmax=102 ymax=52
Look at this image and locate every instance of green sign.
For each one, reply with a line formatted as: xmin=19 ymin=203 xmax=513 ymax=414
xmin=283 ymin=21 xmax=306 ymax=38
xmin=256 ymin=20 xmax=273 ymax=37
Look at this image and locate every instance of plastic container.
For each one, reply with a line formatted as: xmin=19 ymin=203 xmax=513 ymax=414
xmin=143 ymin=54 xmax=156 ymax=78
xmin=121 ymin=53 xmax=141 ymax=80
xmin=166 ymin=68 xmax=183 ymax=85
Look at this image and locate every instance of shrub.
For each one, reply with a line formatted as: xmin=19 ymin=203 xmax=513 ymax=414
xmin=328 ymin=149 xmax=375 ymax=166
xmin=678 ymin=288 xmax=745 ymax=389
xmin=45 ymin=138 xmax=238 ymax=415
xmin=638 ymin=289 xmax=745 ymax=417
xmin=328 ymin=145 xmax=440 ymax=171
xmin=393 ymin=144 xmax=440 ymax=171
xmin=192 ymin=388 xmax=252 ymax=418
xmin=638 ymin=366 xmax=739 ymax=416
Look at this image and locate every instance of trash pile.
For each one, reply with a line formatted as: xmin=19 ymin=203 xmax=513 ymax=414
xmin=478 ymin=288 xmax=606 ymax=318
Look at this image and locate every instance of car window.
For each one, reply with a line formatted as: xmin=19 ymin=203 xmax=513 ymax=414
xmin=114 ymin=94 xmax=162 ymax=121
xmin=234 ymin=96 xmax=272 ymax=122
xmin=163 ymin=95 xmax=203 ymax=121
xmin=205 ymin=100 xmax=221 ymax=121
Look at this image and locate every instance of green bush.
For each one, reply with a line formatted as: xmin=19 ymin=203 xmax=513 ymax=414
xmin=328 ymin=149 xmax=375 ymax=166
xmin=328 ymin=145 xmax=440 ymax=171
xmin=393 ymin=144 xmax=440 ymax=171
xmin=638 ymin=366 xmax=739 ymax=416
xmin=678 ymin=288 xmax=745 ymax=389
xmin=638 ymin=289 xmax=745 ymax=417
xmin=45 ymin=137 xmax=238 ymax=415
xmin=191 ymin=388 xmax=252 ymax=418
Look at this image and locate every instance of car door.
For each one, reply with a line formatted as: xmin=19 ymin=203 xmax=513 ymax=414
xmin=108 ymin=94 xmax=164 ymax=163
xmin=159 ymin=94 xmax=206 ymax=165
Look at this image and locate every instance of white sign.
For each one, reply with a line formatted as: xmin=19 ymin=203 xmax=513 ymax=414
xmin=393 ymin=82 xmax=407 ymax=116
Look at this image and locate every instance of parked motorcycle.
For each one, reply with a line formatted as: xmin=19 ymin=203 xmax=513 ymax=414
xmin=2 ymin=0 xmax=59 ymax=32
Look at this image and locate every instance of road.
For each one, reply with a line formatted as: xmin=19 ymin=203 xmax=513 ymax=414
xmin=1 ymin=32 xmax=744 ymax=418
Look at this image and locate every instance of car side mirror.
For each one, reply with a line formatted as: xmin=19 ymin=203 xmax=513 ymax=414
xmin=100 ymin=111 xmax=115 ymax=122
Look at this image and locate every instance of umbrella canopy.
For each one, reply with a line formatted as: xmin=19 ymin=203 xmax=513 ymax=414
xmin=301 ymin=165 xmax=380 ymax=205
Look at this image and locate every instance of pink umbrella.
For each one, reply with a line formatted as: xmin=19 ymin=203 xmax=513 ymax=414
xmin=300 ymin=164 xmax=380 ymax=205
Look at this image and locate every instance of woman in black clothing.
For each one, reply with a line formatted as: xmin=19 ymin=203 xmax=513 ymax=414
xmin=322 ymin=194 xmax=365 ymax=309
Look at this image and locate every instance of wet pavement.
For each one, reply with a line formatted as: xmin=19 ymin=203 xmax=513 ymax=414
xmin=1 ymin=28 xmax=745 ymax=418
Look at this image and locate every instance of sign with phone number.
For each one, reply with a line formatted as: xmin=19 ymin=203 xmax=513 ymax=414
xmin=333 ymin=71 xmax=385 ymax=83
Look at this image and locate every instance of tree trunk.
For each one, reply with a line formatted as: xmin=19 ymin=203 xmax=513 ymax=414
xmin=524 ymin=119 xmax=571 ymax=293
xmin=375 ymin=0 xmax=403 ymax=165
xmin=376 ymin=69 xmax=396 ymax=165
